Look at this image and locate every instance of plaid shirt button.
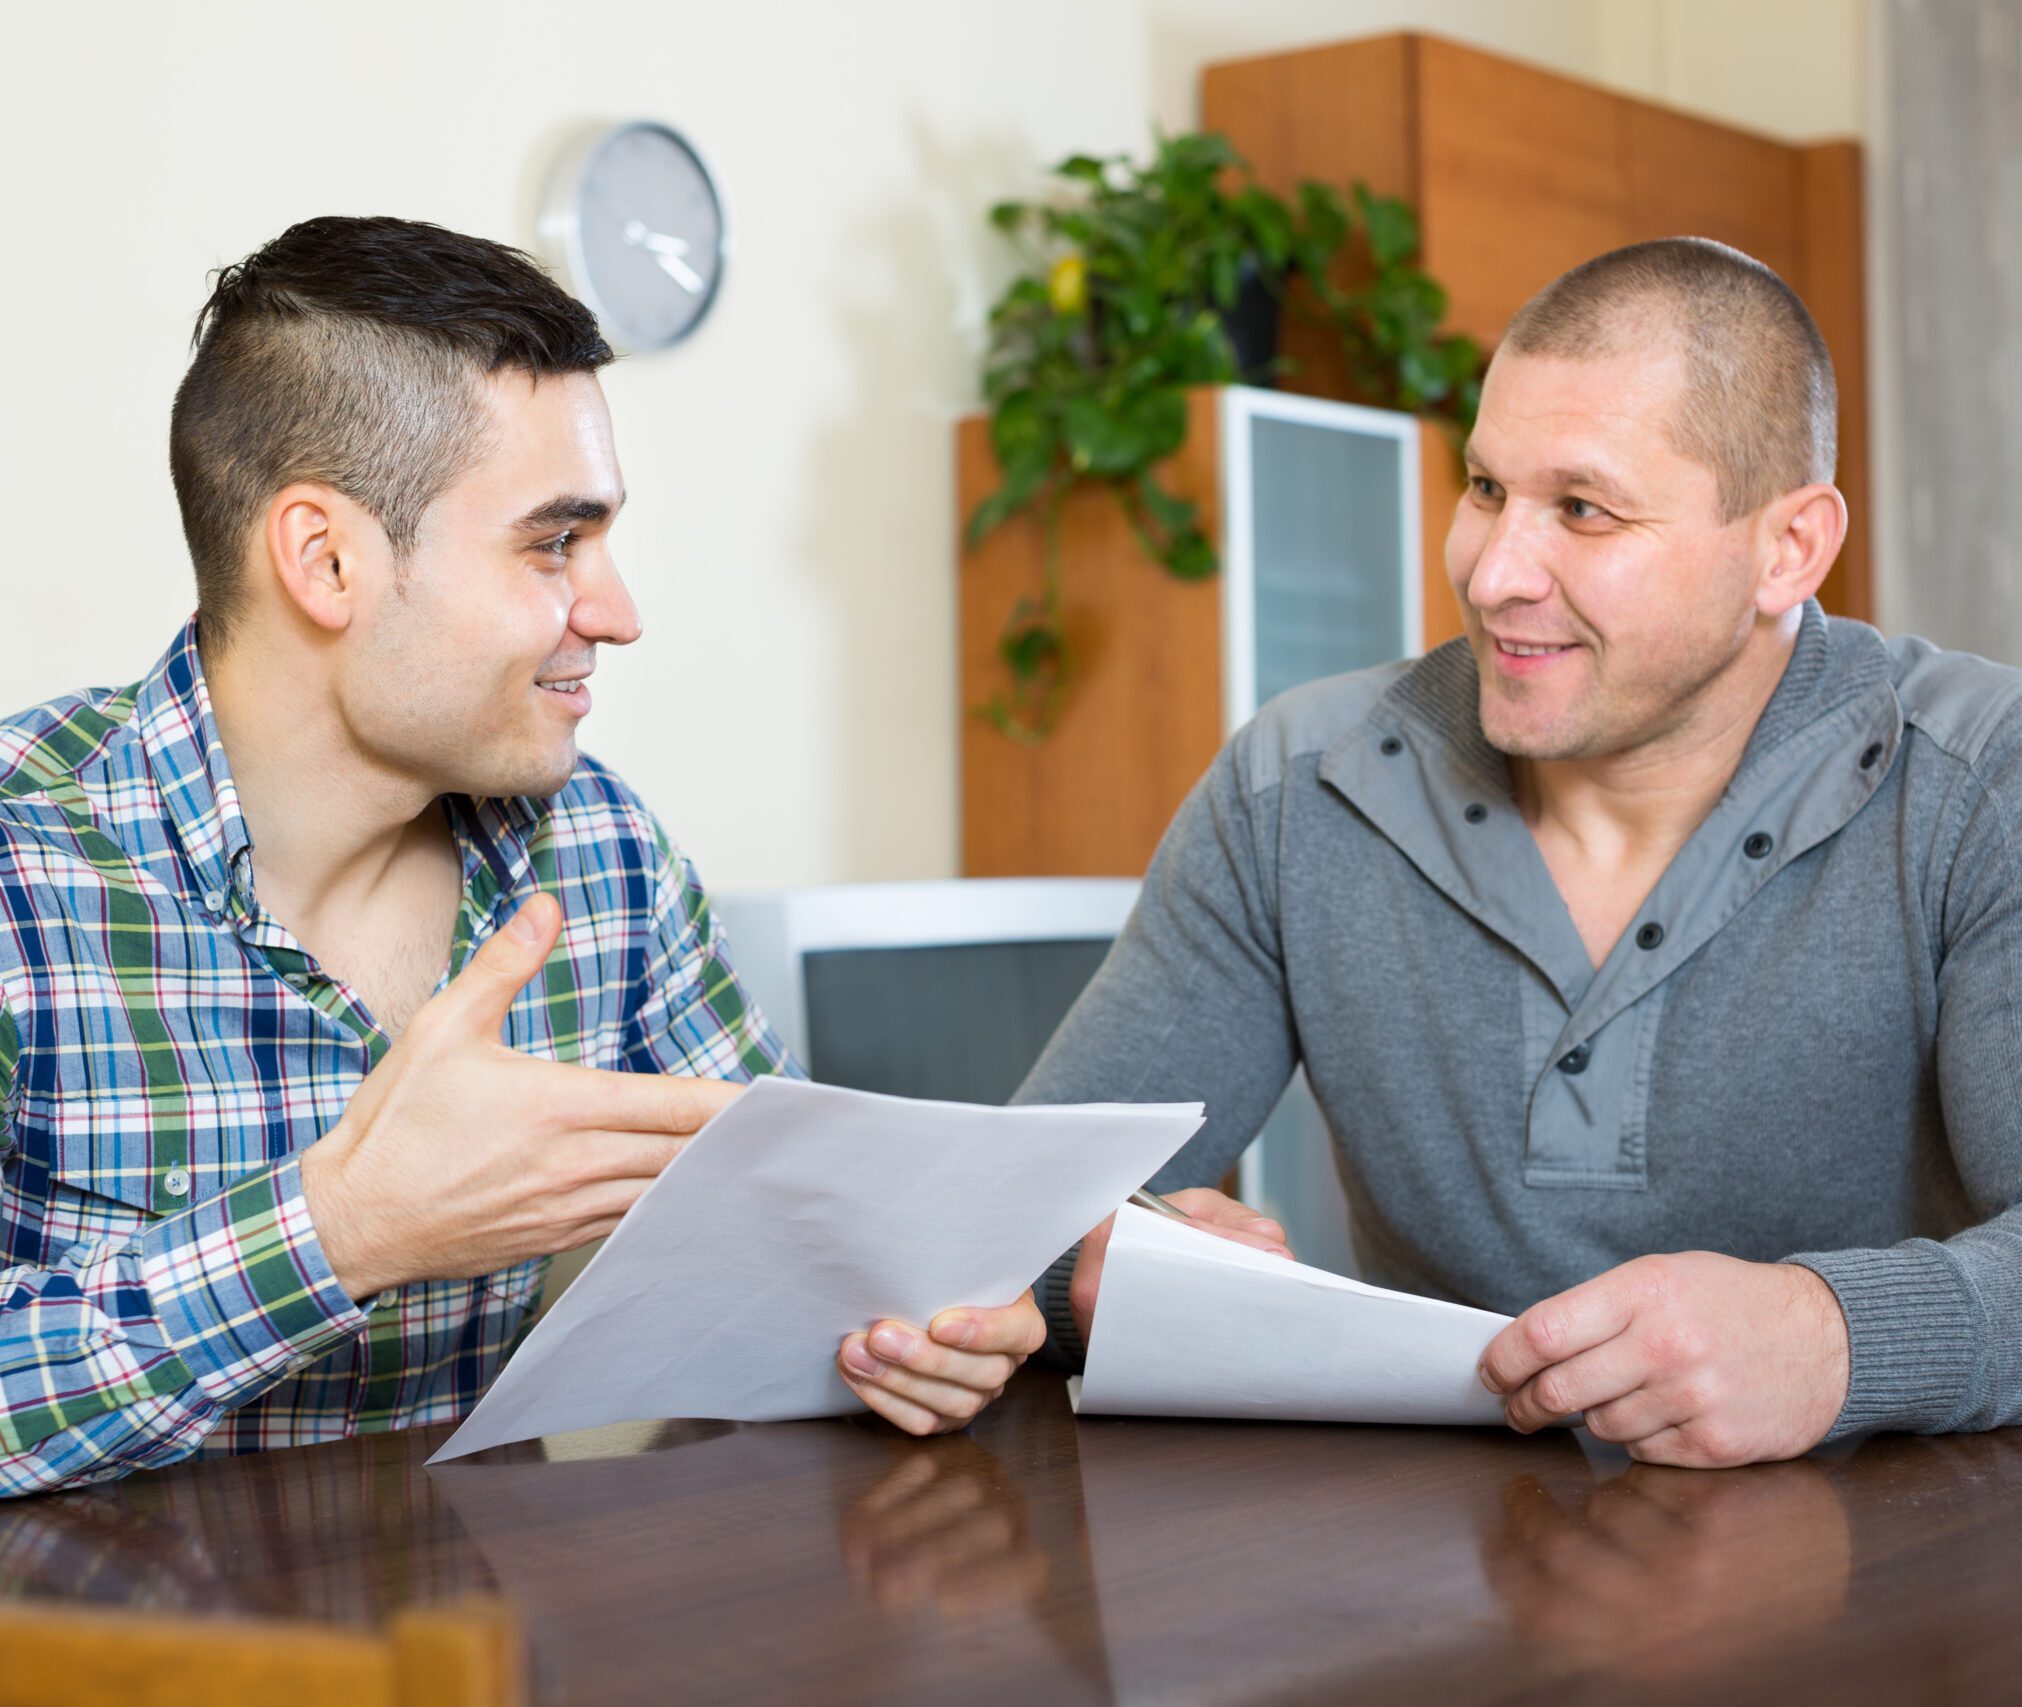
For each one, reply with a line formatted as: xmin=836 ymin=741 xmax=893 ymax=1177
xmin=375 ymin=1290 xmax=399 ymax=1310
xmin=163 ymin=1168 xmax=191 ymax=1197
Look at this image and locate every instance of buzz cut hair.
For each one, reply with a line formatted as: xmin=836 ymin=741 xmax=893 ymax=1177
xmin=168 ymin=215 xmax=615 ymax=651
xmin=1500 ymin=236 xmax=1837 ymax=521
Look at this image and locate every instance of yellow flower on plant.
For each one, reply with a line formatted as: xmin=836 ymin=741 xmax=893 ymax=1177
xmin=1048 ymin=253 xmax=1089 ymax=316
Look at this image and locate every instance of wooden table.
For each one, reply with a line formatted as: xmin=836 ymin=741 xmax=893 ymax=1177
xmin=4 ymin=1371 xmax=2018 ymax=1705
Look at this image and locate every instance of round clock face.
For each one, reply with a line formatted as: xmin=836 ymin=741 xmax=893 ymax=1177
xmin=546 ymin=121 xmax=727 ymax=352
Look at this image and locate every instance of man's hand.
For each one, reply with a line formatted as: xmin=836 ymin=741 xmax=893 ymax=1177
xmin=1477 ymin=1252 xmax=1851 ymax=1467
xmin=1070 ymin=1187 xmax=1291 ymax=1346
xmin=835 ymin=1188 xmax=1292 ymax=1437
xmin=299 ymin=892 xmax=742 ymax=1299
xmin=838 ymin=1291 xmax=1047 ymax=1437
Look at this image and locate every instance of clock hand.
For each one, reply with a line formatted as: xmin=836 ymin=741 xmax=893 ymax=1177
xmin=622 ymin=217 xmax=705 ymax=294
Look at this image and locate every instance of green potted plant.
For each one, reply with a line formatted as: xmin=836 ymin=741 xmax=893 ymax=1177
xmin=968 ymin=131 xmax=1483 ymax=741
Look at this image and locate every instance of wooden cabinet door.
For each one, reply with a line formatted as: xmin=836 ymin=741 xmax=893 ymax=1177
xmin=1622 ymin=103 xmax=1803 ymax=280
xmin=1414 ymin=37 xmax=1630 ymax=343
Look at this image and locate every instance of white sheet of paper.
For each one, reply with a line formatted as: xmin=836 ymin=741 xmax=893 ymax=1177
xmin=430 ymin=1077 xmax=1203 ymax=1463
xmin=1069 ymin=1204 xmax=1511 ymax=1425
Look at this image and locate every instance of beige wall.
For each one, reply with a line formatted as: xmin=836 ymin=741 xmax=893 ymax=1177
xmin=2 ymin=1 xmax=1864 ymax=894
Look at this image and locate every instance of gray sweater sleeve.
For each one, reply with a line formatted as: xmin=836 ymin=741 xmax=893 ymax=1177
xmin=1785 ymin=715 xmax=2022 ymax=1438
xmin=1013 ymin=732 xmax=1300 ymax=1365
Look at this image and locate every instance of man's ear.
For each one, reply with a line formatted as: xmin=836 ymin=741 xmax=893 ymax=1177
xmin=1753 ymin=482 xmax=1848 ymax=619
xmin=260 ymin=483 xmax=366 ymax=635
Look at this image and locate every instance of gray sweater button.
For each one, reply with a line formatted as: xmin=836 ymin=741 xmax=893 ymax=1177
xmin=1635 ymin=922 xmax=1665 ymax=951
xmin=1559 ymin=1043 xmax=1591 ymax=1075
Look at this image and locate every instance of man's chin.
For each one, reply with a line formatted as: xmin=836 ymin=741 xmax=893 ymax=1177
xmin=458 ymin=744 xmax=580 ymax=804
xmin=1479 ymin=695 xmax=1594 ymax=763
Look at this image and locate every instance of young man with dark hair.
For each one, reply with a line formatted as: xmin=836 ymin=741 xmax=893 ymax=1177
xmin=1021 ymin=237 xmax=2022 ymax=1469
xmin=1 ymin=216 xmax=1190 ymax=1494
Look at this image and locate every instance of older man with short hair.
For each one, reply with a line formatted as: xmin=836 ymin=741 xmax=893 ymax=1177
xmin=1014 ymin=237 xmax=2022 ymax=1468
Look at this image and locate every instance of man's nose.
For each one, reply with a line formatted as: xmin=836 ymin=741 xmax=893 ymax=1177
xmin=1464 ymin=503 xmax=1556 ymax=612
xmin=570 ymin=549 xmax=644 ymax=647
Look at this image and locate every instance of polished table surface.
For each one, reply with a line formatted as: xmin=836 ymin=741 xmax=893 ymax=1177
xmin=4 ymin=1370 xmax=2019 ymax=1705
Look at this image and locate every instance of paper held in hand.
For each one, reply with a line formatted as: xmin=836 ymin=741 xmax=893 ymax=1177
xmin=1069 ymin=1203 xmax=1512 ymax=1425
xmin=430 ymin=1077 xmax=1203 ymax=1464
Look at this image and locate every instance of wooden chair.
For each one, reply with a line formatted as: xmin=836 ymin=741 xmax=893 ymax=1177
xmin=0 ymin=1594 xmax=524 ymax=1707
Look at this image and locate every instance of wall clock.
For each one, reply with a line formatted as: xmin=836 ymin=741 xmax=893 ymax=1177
xmin=538 ymin=120 xmax=728 ymax=352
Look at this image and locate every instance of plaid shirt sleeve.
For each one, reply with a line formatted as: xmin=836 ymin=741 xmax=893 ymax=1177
xmin=0 ymin=1060 xmax=369 ymax=1498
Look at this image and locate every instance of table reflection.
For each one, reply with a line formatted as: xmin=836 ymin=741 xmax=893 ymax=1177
xmin=6 ymin=1375 xmax=2021 ymax=1705
xmin=839 ymin=1433 xmax=1051 ymax=1618
xmin=1480 ymin=1456 xmax=1853 ymax=1681
xmin=0 ymin=1433 xmax=490 ymax=1621
xmin=434 ymin=1403 xmax=1109 ymax=1704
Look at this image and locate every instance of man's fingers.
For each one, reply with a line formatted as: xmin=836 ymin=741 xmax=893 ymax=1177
xmin=1501 ymin=1334 xmax=1649 ymax=1434
xmin=839 ymin=1349 xmax=962 ymax=1436
xmin=847 ymin=1380 xmax=946 ymax=1438
xmin=1622 ymin=1424 xmax=1733 ymax=1469
xmin=852 ymin=1320 xmax=1019 ymax=1394
xmin=928 ymin=1293 xmax=1047 ymax=1358
xmin=1581 ymin=1384 xmax=1695 ymax=1448
xmin=1166 ymin=1188 xmax=1294 ymax=1256
xmin=440 ymin=892 xmax=563 ymax=1037
xmin=840 ymin=1338 xmax=1001 ymax=1429
xmin=553 ymin=1130 xmax=692 ymax=1186
xmin=533 ymin=1063 xmax=746 ymax=1136
xmin=1480 ymin=1269 xmax=1643 ymax=1397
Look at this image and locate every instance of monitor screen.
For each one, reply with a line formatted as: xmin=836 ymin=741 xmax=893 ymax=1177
xmin=801 ymin=938 xmax=1113 ymax=1104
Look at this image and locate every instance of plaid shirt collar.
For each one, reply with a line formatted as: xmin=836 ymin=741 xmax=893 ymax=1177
xmin=132 ymin=616 xmax=546 ymax=931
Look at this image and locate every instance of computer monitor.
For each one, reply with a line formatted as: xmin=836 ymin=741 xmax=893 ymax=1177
xmin=714 ymin=878 xmax=1357 ymax=1278
xmin=716 ymin=879 xmax=1134 ymax=1104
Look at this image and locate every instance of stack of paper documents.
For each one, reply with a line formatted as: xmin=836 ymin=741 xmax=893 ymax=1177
xmin=431 ymin=1078 xmax=1204 ymax=1463
xmin=1070 ymin=1204 xmax=1512 ymax=1425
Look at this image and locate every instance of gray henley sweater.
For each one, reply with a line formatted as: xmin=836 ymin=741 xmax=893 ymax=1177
xmin=1018 ymin=604 xmax=2022 ymax=1442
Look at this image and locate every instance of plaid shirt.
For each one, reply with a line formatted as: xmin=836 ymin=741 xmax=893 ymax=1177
xmin=0 ymin=619 xmax=793 ymax=1496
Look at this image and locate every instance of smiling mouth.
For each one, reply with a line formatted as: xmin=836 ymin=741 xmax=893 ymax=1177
xmin=537 ymin=680 xmax=587 ymax=695
xmin=1494 ymin=639 xmax=1576 ymax=658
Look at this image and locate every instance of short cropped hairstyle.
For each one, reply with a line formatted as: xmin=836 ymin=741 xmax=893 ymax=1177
xmin=169 ymin=215 xmax=614 ymax=649
xmin=1500 ymin=237 xmax=1836 ymax=521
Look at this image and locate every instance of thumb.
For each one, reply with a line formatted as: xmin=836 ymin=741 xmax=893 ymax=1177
xmin=443 ymin=891 xmax=562 ymax=1035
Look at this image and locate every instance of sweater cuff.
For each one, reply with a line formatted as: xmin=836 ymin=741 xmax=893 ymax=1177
xmin=137 ymin=1156 xmax=369 ymax=1409
xmin=1036 ymin=1245 xmax=1086 ymax=1371
xmin=1781 ymin=1239 xmax=1983 ymax=1439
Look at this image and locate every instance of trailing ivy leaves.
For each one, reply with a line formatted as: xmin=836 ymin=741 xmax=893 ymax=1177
xmin=968 ymin=132 xmax=1483 ymax=741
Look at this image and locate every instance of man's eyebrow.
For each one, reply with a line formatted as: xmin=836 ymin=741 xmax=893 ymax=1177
xmin=1458 ymin=449 xmax=1637 ymax=509
xmin=1545 ymin=466 xmax=1637 ymax=507
xmin=510 ymin=489 xmax=627 ymax=532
